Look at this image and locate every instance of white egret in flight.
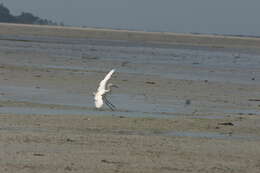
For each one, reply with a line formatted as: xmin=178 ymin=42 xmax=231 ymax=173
xmin=94 ymin=69 xmax=118 ymax=111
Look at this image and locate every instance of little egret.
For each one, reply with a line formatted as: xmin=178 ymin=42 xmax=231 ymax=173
xmin=94 ymin=69 xmax=118 ymax=111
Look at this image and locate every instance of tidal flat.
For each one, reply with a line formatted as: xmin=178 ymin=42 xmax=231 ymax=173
xmin=0 ymin=23 xmax=260 ymax=172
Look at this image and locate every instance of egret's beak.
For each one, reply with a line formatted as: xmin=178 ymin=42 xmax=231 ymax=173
xmin=112 ymin=85 xmax=119 ymax=88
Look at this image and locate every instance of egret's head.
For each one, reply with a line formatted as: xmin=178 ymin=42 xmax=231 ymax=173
xmin=107 ymin=83 xmax=119 ymax=89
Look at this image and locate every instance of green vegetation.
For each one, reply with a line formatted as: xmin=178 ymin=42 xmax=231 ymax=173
xmin=0 ymin=3 xmax=59 ymax=25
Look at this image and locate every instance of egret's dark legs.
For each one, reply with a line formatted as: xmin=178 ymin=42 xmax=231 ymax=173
xmin=104 ymin=95 xmax=116 ymax=108
xmin=104 ymin=97 xmax=115 ymax=108
xmin=103 ymin=95 xmax=116 ymax=111
xmin=104 ymin=99 xmax=114 ymax=111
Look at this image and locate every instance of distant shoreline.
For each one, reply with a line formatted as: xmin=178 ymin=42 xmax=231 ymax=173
xmin=1 ymin=22 xmax=260 ymax=49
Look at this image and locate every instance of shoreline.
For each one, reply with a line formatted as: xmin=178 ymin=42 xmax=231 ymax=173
xmin=1 ymin=23 xmax=260 ymax=49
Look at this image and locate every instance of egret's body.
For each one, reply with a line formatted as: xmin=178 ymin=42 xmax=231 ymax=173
xmin=94 ymin=69 xmax=117 ymax=110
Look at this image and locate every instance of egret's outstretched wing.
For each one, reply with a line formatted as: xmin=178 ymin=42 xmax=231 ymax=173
xmin=97 ymin=69 xmax=115 ymax=93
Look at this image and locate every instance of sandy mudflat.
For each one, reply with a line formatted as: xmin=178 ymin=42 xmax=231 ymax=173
xmin=1 ymin=23 xmax=260 ymax=49
xmin=0 ymin=23 xmax=260 ymax=172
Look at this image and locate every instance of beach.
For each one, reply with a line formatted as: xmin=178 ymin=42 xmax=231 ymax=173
xmin=0 ymin=23 xmax=260 ymax=172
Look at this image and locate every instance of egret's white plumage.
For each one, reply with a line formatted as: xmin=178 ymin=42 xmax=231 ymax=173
xmin=94 ymin=69 xmax=116 ymax=109
xmin=94 ymin=94 xmax=103 ymax=108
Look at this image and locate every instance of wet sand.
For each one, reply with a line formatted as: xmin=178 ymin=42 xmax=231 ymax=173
xmin=0 ymin=23 xmax=260 ymax=172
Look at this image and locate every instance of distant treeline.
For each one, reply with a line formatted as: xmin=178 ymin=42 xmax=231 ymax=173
xmin=0 ymin=3 xmax=62 ymax=25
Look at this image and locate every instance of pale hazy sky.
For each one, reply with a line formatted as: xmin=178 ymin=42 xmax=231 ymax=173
xmin=2 ymin=0 xmax=260 ymax=36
